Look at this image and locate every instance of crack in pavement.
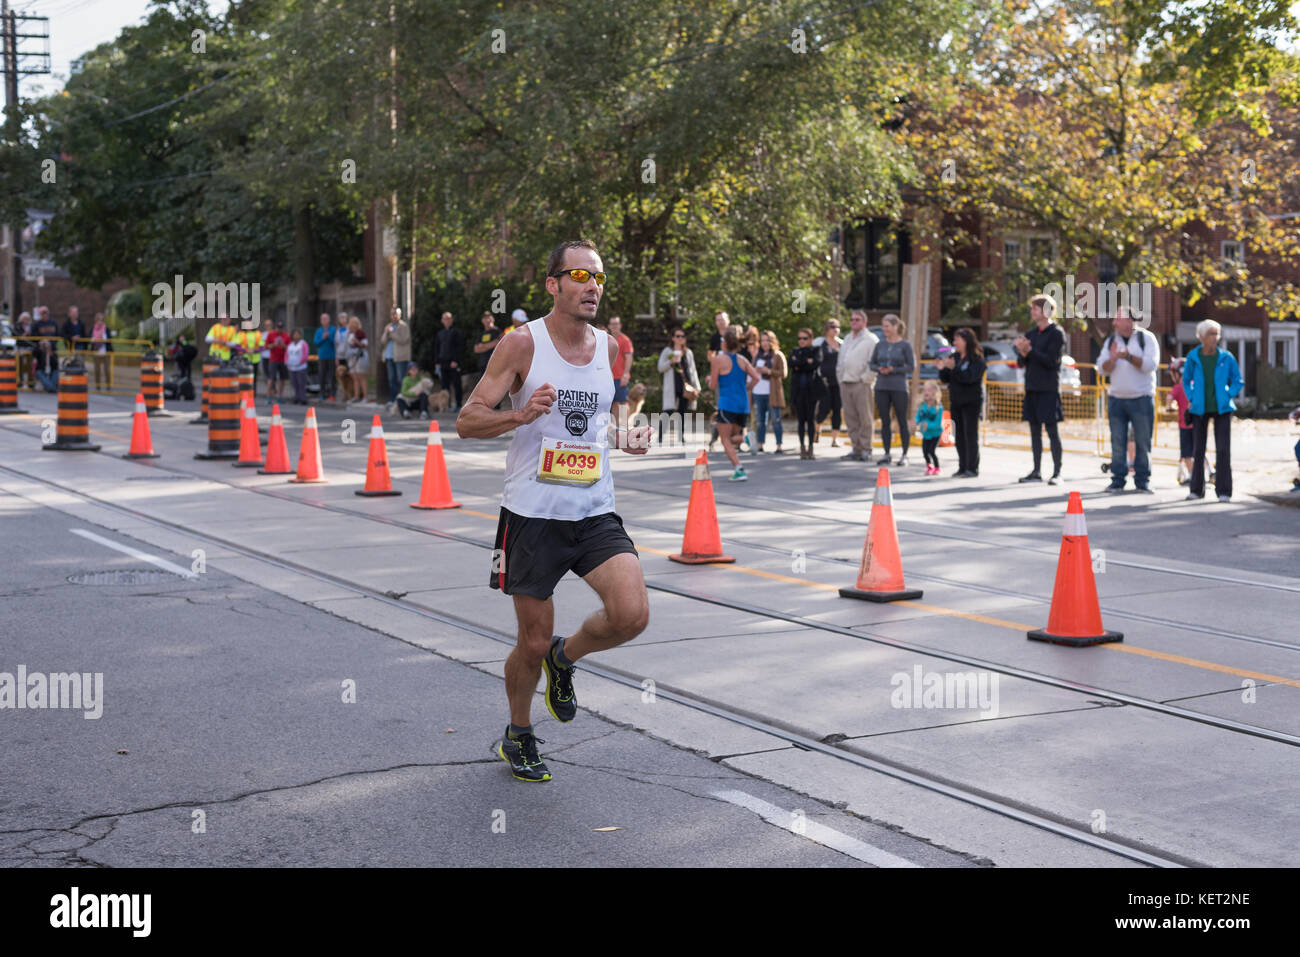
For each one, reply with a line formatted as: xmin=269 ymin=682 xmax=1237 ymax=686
xmin=0 ymin=757 xmax=497 ymax=867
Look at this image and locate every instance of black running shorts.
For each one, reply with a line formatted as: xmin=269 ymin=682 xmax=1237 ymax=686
xmin=715 ymin=409 xmax=748 ymax=428
xmin=490 ymin=507 xmax=638 ymax=599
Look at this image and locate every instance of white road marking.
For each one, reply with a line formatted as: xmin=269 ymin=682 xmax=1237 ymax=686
xmin=710 ymin=789 xmax=918 ymax=867
xmin=69 ymin=529 xmax=198 ymax=580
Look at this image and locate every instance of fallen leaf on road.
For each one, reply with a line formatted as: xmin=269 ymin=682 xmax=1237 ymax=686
xmin=115 ymin=749 xmax=129 ymax=755
xmin=592 ymin=827 xmax=623 ymax=832
xmin=444 ymin=729 xmax=456 ymax=733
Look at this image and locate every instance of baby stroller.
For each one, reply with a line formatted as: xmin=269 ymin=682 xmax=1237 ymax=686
xmin=164 ymin=339 xmax=198 ymax=401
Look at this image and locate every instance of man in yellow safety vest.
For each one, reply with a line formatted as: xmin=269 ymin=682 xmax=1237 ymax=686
xmin=205 ymin=316 xmax=237 ymax=362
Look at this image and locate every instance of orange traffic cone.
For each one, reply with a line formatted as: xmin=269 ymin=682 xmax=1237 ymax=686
xmin=840 ymin=469 xmax=922 ymax=602
xmin=1027 ymin=492 xmax=1123 ymax=646
xmin=410 ymin=421 xmax=461 ymax=509
xmin=233 ymin=392 xmax=264 ymax=468
xmin=356 ymin=414 xmax=401 ymax=497
xmin=669 ymin=451 xmax=735 ymax=564
xmin=258 ymin=404 xmax=293 ymax=475
xmin=289 ymin=407 xmax=327 ymax=483
xmin=123 ymin=393 xmax=160 ymax=459
xmin=939 ymin=410 xmax=955 ymax=447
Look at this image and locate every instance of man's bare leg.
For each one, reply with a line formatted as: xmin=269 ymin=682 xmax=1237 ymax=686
xmin=563 ymin=553 xmax=649 ymax=663
xmin=506 ymin=594 xmax=554 ymax=726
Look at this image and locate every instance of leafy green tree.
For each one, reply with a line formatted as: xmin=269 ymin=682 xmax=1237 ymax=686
xmin=900 ymin=0 xmax=1300 ymax=337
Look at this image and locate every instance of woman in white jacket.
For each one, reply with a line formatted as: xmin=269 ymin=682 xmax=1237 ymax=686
xmin=657 ymin=327 xmax=701 ymax=443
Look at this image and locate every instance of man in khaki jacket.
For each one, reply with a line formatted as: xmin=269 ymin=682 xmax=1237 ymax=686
xmin=380 ymin=307 xmax=412 ymax=407
xmin=836 ymin=310 xmax=879 ymax=462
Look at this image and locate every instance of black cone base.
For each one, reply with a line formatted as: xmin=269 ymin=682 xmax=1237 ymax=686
xmin=43 ymin=443 xmax=102 ymax=452
xmin=1027 ymin=629 xmax=1124 ymax=646
xmin=0 ymin=408 xmax=28 ymax=415
xmin=233 ymin=460 xmax=264 ymax=468
xmin=355 ymin=489 xmax=402 ymax=497
xmin=839 ymin=586 xmax=923 ymax=603
xmin=668 ymin=553 xmax=735 ymax=564
xmin=195 ymin=451 xmax=239 ymax=460
xmin=123 ymin=452 xmax=160 ymax=459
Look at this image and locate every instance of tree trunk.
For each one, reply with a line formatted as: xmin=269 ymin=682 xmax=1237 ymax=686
xmin=293 ymin=204 xmax=314 ymax=330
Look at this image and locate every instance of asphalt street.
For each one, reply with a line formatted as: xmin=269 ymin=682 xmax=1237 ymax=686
xmin=1 ymin=389 xmax=1297 ymax=868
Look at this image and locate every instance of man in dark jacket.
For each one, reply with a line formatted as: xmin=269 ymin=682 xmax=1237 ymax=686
xmin=62 ymin=306 xmax=87 ymax=351
xmin=33 ymin=306 xmax=59 ymax=340
xmin=1015 ymin=294 xmax=1066 ymax=484
xmin=435 ymin=311 xmax=465 ymax=411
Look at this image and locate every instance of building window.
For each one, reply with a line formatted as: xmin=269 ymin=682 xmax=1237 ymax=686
xmin=843 ymin=219 xmax=908 ymax=310
xmin=1221 ymin=240 xmax=1244 ymax=264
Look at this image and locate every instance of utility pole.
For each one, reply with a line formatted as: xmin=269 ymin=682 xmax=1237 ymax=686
xmin=1 ymin=1 xmax=49 ymax=319
xmin=374 ymin=1 xmax=398 ymax=395
xmin=2 ymin=0 xmax=19 ymax=317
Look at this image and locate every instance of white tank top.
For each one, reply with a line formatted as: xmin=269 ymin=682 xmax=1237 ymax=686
xmin=501 ymin=318 xmax=616 ymax=520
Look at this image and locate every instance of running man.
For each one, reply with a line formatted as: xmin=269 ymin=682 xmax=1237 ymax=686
xmin=456 ymin=239 xmax=653 ymax=783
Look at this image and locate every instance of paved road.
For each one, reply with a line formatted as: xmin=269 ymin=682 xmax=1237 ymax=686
xmin=1 ymin=389 xmax=1297 ymax=867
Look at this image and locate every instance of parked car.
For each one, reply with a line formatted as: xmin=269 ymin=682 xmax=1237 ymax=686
xmin=981 ymin=340 xmax=1081 ymax=393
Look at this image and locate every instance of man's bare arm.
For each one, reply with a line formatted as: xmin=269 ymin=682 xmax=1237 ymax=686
xmin=457 ymin=332 xmax=548 ymax=439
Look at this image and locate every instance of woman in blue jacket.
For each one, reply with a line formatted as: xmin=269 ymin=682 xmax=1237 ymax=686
xmin=1181 ymin=319 xmax=1243 ymax=502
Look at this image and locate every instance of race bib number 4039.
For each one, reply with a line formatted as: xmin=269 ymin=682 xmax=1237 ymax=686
xmin=537 ymin=436 xmax=604 ymax=486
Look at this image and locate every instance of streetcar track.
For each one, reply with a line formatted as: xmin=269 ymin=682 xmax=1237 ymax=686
xmin=0 ymin=459 xmax=1197 ymax=868
xmin=7 ymin=412 xmax=1295 ymax=655
xmin=2 ymin=453 xmax=1296 ymax=749
xmin=4 ymin=412 xmax=1297 ymax=656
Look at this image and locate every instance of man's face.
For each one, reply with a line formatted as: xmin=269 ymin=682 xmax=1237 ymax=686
xmin=320 ymin=314 xmax=330 ymax=327
xmin=1113 ymin=310 xmax=1134 ymax=339
xmin=1030 ymin=304 xmax=1045 ymax=324
xmin=442 ymin=313 xmax=453 ymax=328
xmin=482 ymin=314 xmax=494 ymax=329
xmin=849 ymin=314 xmax=865 ymax=333
xmin=1200 ymin=329 xmax=1220 ymax=349
xmin=68 ymin=307 xmax=78 ymax=321
xmin=392 ymin=309 xmax=401 ymax=323
xmin=549 ymin=248 xmax=603 ymax=320
xmin=608 ymin=317 xmax=621 ymax=336
xmin=715 ymin=313 xmax=728 ymax=332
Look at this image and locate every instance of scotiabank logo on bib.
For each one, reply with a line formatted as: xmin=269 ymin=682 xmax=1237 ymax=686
xmin=558 ymin=388 xmax=599 ymax=437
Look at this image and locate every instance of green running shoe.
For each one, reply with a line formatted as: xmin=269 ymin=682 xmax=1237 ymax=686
xmin=543 ymin=637 xmax=577 ymax=723
xmin=493 ymin=729 xmax=551 ymax=782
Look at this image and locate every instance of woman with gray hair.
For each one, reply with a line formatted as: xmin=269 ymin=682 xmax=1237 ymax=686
xmin=1181 ymin=319 xmax=1243 ymax=502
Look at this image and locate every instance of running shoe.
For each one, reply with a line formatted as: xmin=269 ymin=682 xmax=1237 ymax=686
xmin=896 ymin=454 xmax=909 ymax=467
xmin=729 ymin=467 xmax=748 ymax=481
xmin=1217 ymin=495 xmax=1231 ymax=503
xmin=1018 ymin=471 xmax=1041 ymax=483
xmin=1185 ymin=492 xmax=1203 ymax=500
xmin=543 ymin=637 xmax=577 ymax=723
xmin=1136 ymin=486 xmax=1155 ymax=494
xmin=876 ymin=455 xmax=893 ymax=466
xmin=494 ymin=730 xmax=551 ymax=783
xmin=1047 ymin=473 xmax=1061 ymax=486
xmin=1104 ymin=483 xmax=1124 ymax=493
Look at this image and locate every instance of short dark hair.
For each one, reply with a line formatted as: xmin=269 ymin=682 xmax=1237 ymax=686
xmin=546 ymin=239 xmax=599 ymax=277
xmin=724 ymin=325 xmax=743 ymax=351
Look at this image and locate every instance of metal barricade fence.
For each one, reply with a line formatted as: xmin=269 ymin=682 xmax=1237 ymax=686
xmin=980 ymin=360 xmax=1106 ymax=460
xmin=70 ymin=338 xmax=158 ymax=396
